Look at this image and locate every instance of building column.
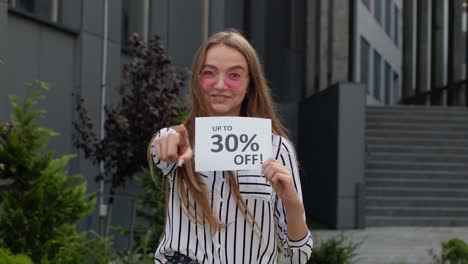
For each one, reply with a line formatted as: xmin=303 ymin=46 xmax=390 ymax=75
xmin=0 ymin=0 xmax=7 ymax=89
xmin=402 ymin=0 xmax=415 ymax=100
xmin=331 ymin=0 xmax=352 ymax=85
xmin=305 ymin=0 xmax=319 ymax=97
xmin=430 ymin=0 xmax=445 ymax=105
xmin=318 ymin=0 xmax=331 ymax=91
xmin=283 ymin=0 xmax=306 ymax=101
xmin=246 ymin=0 xmax=267 ymax=61
xmin=416 ymin=0 xmax=431 ymax=104
xmin=447 ymin=0 xmax=465 ymax=105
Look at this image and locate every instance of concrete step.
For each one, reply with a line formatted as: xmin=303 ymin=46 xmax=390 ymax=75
xmin=367 ymin=153 xmax=468 ymax=163
xmin=367 ymin=122 xmax=468 ymax=132
xmin=366 ymin=216 xmax=468 ymax=227
xmin=367 ymin=137 xmax=468 ymax=147
xmin=367 ymin=111 xmax=468 ymax=120
xmin=365 ymin=187 xmax=468 ymax=198
xmin=366 ymin=161 xmax=468 ymax=171
xmin=366 ymin=196 xmax=468 ymax=208
xmin=366 ymin=169 xmax=468 ymax=180
xmin=365 ymin=106 xmax=468 ymax=227
xmin=367 ymin=115 xmax=468 ymax=125
xmin=366 ymin=178 xmax=468 ymax=189
xmin=366 ymin=129 xmax=468 ymax=140
xmin=367 ymin=106 xmax=468 ymax=115
xmin=367 ymin=206 xmax=468 ymax=218
xmin=368 ymin=105 xmax=468 ymax=114
xmin=367 ymin=145 xmax=468 ymax=155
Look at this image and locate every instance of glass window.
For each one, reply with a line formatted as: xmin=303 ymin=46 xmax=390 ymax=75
xmin=374 ymin=51 xmax=382 ymax=100
xmin=375 ymin=0 xmax=382 ymax=24
xmin=122 ymin=0 xmax=130 ymax=48
xmin=361 ymin=37 xmax=371 ymax=93
xmin=384 ymin=62 xmax=391 ymax=104
xmin=121 ymin=0 xmax=149 ymax=49
xmin=385 ymin=0 xmax=392 ymax=36
xmin=394 ymin=5 xmax=400 ymax=47
xmin=9 ymin=0 xmax=60 ymax=23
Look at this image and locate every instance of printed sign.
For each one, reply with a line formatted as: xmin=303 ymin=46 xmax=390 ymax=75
xmin=195 ymin=117 xmax=272 ymax=172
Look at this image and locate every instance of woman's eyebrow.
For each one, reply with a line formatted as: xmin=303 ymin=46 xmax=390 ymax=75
xmin=202 ymin=64 xmax=247 ymax=72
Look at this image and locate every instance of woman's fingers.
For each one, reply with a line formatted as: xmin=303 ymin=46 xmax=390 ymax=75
xmin=159 ymin=136 xmax=168 ymax=161
xmin=176 ymin=125 xmax=190 ymax=149
xmin=166 ymin=133 xmax=180 ymax=164
xmin=263 ymin=160 xmax=289 ymax=179
xmin=270 ymin=172 xmax=287 ymax=187
xmin=153 ymin=125 xmax=193 ymax=165
xmin=262 ymin=159 xmax=293 ymax=198
xmin=154 ymin=137 xmax=162 ymax=160
xmin=174 ymin=125 xmax=193 ymax=166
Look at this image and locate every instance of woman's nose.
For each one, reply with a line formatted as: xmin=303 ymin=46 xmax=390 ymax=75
xmin=214 ymin=76 xmax=227 ymax=90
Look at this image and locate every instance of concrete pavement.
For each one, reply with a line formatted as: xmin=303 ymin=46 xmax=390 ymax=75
xmin=278 ymin=227 xmax=468 ymax=263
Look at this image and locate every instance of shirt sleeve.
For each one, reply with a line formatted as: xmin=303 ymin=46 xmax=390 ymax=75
xmin=150 ymin=127 xmax=178 ymax=177
xmin=273 ymin=136 xmax=313 ymax=263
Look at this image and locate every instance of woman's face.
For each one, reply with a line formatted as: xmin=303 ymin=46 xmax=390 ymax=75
xmin=199 ymin=44 xmax=249 ymax=117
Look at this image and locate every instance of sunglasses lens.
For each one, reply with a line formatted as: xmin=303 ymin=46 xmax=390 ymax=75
xmin=225 ymin=78 xmax=243 ymax=90
xmin=200 ymin=70 xmax=217 ymax=88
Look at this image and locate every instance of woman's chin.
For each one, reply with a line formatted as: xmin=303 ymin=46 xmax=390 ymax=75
xmin=209 ymin=104 xmax=240 ymax=116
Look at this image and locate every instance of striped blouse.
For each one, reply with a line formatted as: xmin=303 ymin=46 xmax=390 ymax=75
xmin=151 ymin=128 xmax=313 ymax=264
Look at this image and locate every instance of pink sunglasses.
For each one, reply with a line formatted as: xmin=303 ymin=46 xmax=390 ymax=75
xmin=199 ymin=69 xmax=248 ymax=90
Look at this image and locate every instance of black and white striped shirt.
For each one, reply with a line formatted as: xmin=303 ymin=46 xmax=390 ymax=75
xmin=151 ymin=128 xmax=313 ymax=264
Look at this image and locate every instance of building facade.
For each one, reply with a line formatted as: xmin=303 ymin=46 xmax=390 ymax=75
xmin=357 ymin=0 xmax=403 ymax=105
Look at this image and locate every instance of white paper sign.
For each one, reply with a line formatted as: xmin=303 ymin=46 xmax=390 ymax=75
xmin=195 ymin=117 xmax=272 ymax=172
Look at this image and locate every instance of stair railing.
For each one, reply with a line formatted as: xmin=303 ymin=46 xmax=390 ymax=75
xmin=401 ymin=79 xmax=468 ymax=107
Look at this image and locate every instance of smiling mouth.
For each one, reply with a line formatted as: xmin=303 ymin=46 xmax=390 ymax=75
xmin=210 ymin=94 xmax=231 ymax=103
xmin=211 ymin=94 xmax=230 ymax=99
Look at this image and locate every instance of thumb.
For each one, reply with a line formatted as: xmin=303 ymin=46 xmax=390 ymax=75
xmin=177 ymin=147 xmax=193 ymax=167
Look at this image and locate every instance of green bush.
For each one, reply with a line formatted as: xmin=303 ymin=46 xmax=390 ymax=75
xmin=429 ymin=238 xmax=468 ymax=264
xmin=0 ymin=247 xmax=33 ymax=264
xmin=131 ymin=169 xmax=166 ymax=250
xmin=0 ymin=81 xmax=114 ymax=263
xmin=114 ymin=230 xmax=155 ymax=264
xmin=308 ymin=232 xmax=362 ymax=264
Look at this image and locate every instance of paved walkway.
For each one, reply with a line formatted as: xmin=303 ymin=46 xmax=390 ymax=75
xmin=307 ymin=227 xmax=468 ymax=264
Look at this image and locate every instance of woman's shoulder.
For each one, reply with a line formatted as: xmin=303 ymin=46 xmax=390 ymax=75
xmin=271 ymin=134 xmax=295 ymax=157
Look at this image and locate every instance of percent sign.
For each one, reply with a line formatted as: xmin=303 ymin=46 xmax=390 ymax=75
xmin=211 ymin=134 xmax=259 ymax=153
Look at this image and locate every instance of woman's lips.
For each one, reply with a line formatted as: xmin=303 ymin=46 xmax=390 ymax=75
xmin=210 ymin=94 xmax=231 ymax=103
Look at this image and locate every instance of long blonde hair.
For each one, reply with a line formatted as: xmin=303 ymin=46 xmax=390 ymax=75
xmin=148 ymin=29 xmax=289 ymax=232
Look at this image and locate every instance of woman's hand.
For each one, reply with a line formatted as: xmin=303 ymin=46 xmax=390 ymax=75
xmin=262 ymin=158 xmax=301 ymax=207
xmin=153 ymin=125 xmax=193 ymax=167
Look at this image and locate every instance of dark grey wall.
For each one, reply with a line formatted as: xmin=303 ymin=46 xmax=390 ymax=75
xmin=59 ymin=0 xmax=82 ymax=30
xmin=3 ymin=13 xmax=76 ymax=158
xmin=299 ymin=82 xmax=365 ymax=229
xmin=0 ymin=0 xmax=8 ymax=91
xmin=299 ymin=86 xmax=339 ymax=227
xmin=336 ymin=83 xmax=365 ymax=228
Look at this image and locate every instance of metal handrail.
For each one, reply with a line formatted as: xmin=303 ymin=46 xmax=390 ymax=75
xmin=95 ymin=193 xmax=138 ymax=250
xmin=401 ymin=79 xmax=468 ymax=106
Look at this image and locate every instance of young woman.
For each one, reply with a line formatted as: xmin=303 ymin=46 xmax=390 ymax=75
xmin=148 ymin=30 xmax=313 ymax=264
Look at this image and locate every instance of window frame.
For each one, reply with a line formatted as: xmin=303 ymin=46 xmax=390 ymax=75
xmin=373 ymin=50 xmax=382 ymax=100
xmin=360 ymin=36 xmax=371 ymax=94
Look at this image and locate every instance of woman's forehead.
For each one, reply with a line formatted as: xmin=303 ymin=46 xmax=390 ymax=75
xmin=204 ymin=44 xmax=248 ymax=70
